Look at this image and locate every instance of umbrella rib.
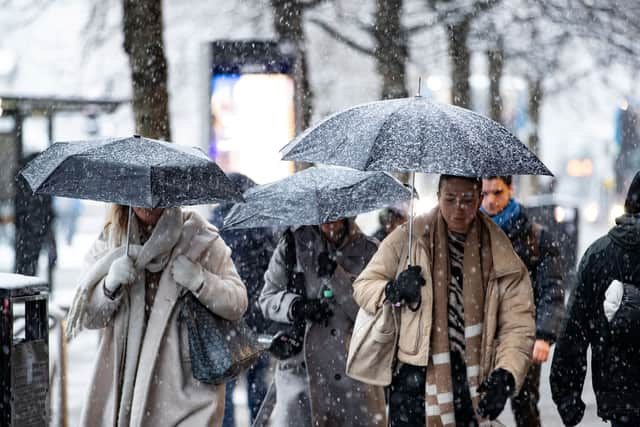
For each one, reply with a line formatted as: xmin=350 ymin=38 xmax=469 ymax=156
xmin=364 ymin=100 xmax=410 ymax=171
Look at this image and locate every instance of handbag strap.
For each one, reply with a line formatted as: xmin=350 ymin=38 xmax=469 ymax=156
xmin=283 ymin=228 xmax=307 ymax=299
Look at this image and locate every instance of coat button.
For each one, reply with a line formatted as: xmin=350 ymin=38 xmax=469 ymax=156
xmin=334 ymin=373 xmax=341 ymax=381
xmin=330 ymin=329 xmax=337 ymax=336
xmin=272 ymin=305 xmax=277 ymax=310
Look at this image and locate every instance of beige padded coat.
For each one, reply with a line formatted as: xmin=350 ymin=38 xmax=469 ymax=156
xmin=352 ymin=208 xmax=535 ymax=391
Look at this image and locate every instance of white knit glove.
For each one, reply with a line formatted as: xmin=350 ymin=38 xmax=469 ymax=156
xmin=171 ymin=255 xmax=205 ymax=293
xmin=604 ymin=279 xmax=624 ymax=322
xmin=104 ymin=256 xmax=136 ymax=298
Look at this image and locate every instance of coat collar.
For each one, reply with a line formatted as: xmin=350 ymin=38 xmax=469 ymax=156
xmin=411 ymin=207 xmax=523 ymax=279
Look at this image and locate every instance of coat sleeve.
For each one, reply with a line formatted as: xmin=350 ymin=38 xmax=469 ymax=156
xmin=352 ymin=226 xmax=405 ymax=315
xmin=83 ymin=231 xmax=126 ymax=330
xmin=494 ymin=263 xmax=536 ymax=392
xmin=192 ymin=236 xmax=248 ymax=321
xmin=550 ymin=253 xmax=592 ymax=415
xmin=533 ymin=230 xmax=565 ymax=343
xmin=259 ymin=236 xmax=301 ymax=324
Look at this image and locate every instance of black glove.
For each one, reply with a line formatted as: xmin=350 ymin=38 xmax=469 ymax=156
xmin=290 ymin=298 xmax=334 ymax=326
xmin=268 ymin=329 xmax=304 ymax=360
xmin=477 ymin=368 xmax=515 ymax=420
xmin=317 ymin=251 xmax=337 ymax=278
xmin=556 ymin=396 xmax=585 ymax=426
xmin=385 ymin=265 xmax=425 ymax=305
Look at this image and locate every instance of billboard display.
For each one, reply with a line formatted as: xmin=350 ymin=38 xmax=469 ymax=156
xmin=209 ymin=41 xmax=296 ymax=184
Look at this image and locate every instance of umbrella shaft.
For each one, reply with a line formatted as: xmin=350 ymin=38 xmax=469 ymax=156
xmin=126 ymin=205 xmax=132 ymax=257
xmin=407 ymin=172 xmax=415 ymax=266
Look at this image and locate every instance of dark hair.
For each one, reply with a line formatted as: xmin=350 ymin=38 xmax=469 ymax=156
xmin=484 ymin=175 xmax=512 ymax=186
xmin=437 ymin=174 xmax=482 ymax=192
xmin=378 ymin=207 xmax=407 ymax=224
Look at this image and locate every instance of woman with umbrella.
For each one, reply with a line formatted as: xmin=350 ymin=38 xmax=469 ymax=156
xmin=224 ymin=167 xmax=412 ymax=427
xmin=259 ymin=217 xmax=386 ymax=427
xmin=21 ymin=137 xmax=249 ymax=427
xmin=69 ymin=204 xmax=247 ymax=427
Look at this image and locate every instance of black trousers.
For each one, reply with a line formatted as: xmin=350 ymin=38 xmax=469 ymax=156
xmin=511 ymin=363 xmax=541 ymax=427
xmin=388 ymin=352 xmax=478 ymax=427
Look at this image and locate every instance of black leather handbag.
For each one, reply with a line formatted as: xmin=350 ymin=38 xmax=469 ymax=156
xmin=179 ymin=292 xmax=262 ymax=385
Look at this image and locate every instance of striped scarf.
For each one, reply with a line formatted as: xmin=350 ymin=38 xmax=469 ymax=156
xmin=426 ymin=212 xmax=492 ymax=427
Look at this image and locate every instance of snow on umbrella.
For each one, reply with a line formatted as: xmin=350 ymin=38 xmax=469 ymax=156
xmin=20 ymin=135 xmax=243 ymax=207
xmin=281 ymin=96 xmax=552 ymax=176
xmin=19 ymin=135 xmax=243 ymax=253
xmin=222 ymin=167 xmax=414 ymax=229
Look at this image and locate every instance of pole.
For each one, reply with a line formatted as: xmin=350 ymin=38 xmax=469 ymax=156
xmin=126 ymin=205 xmax=132 ymax=257
xmin=407 ymin=171 xmax=415 ymax=266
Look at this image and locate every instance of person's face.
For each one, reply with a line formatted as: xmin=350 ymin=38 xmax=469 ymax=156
xmin=481 ymin=178 xmax=513 ymax=216
xmin=438 ymin=178 xmax=483 ymax=234
xmin=320 ymin=220 xmax=346 ymax=243
xmin=132 ymin=207 xmax=164 ymax=226
xmin=385 ymin=216 xmax=406 ymax=234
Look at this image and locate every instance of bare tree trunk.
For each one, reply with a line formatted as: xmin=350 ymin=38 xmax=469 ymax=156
xmin=487 ymin=38 xmax=504 ymax=123
xmin=271 ymin=0 xmax=313 ymax=131
xmin=373 ymin=0 xmax=408 ymax=99
xmin=122 ymin=0 xmax=171 ymax=140
xmin=447 ymin=19 xmax=471 ymax=108
xmin=528 ymin=78 xmax=543 ymax=192
xmin=527 ymin=78 xmax=542 ymax=155
xmin=271 ymin=0 xmax=315 ymax=171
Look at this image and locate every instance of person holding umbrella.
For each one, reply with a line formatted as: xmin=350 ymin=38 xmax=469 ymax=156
xmin=352 ymin=175 xmax=535 ymax=427
xmin=224 ymin=167 xmax=412 ymax=427
xmin=20 ymin=136 xmax=248 ymax=427
xmin=259 ymin=217 xmax=386 ymax=427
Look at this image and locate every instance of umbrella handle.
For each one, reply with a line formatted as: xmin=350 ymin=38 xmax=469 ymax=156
xmin=126 ymin=205 xmax=132 ymax=257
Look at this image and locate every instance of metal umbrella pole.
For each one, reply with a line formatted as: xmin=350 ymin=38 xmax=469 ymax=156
xmin=407 ymin=171 xmax=415 ymax=267
xmin=126 ymin=205 xmax=133 ymax=257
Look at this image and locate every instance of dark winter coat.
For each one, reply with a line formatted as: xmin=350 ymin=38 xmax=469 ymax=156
xmin=259 ymin=223 xmax=386 ymax=427
xmin=502 ymin=207 xmax=564 ymax=343
xmin=210 ymin=204 xmax=278 ymax=333
xmin=550 ymin=213 xmax=640 ymax=424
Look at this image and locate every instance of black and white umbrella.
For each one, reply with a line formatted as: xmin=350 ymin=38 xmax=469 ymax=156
xmin=223 ymin=167 xmax=413 ymax=229
xmin=281 ymin=96 xmax=552 ymax=176
xmin=20 ymin=135 xmax=242 ymax=254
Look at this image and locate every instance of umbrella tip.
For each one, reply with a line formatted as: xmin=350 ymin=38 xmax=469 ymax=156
xmin=416 ymin=77 xmax=422 ymax=98
xmin=133 ymin=134 xmax=141 ymax=138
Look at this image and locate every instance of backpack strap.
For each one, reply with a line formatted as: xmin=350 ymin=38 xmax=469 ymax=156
xmin=283 ymin=228 xmax=306 ymax=298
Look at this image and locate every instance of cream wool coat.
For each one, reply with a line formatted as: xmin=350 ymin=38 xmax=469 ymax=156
xmin=352 ymin=208 xmax=535 ymax=391
xmin=76 ymin=209 xmax=247 ymax=427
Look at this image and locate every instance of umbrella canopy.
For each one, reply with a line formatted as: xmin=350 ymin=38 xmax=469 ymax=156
xmin=222 ymin=167 xmax=413 ymax=229
xmin=281 ymin=96 xmax=552 ymax=176
xmin=20 ymin=135 xmax=243 ymax=207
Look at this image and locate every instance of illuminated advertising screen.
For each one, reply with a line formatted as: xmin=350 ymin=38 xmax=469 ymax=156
xmin=209 ymin=41 xmax=296 ymax=184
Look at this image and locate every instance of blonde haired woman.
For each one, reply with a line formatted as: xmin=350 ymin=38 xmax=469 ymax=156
xmin=66 ymin=205 xmax=247 ymax=427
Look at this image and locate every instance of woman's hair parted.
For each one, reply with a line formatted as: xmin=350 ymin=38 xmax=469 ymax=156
xmin=104 ymin=204 xmax=129 ymax=243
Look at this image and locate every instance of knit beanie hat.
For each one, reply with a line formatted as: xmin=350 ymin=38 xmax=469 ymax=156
xmin=624 ymin=171 xmax=640 ymax=214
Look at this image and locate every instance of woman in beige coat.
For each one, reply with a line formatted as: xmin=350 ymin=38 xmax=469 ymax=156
xmin=350 ymin=175 xmax=535 ymax=427
xmin=65 ymin=205 xmax=247 ymax=427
